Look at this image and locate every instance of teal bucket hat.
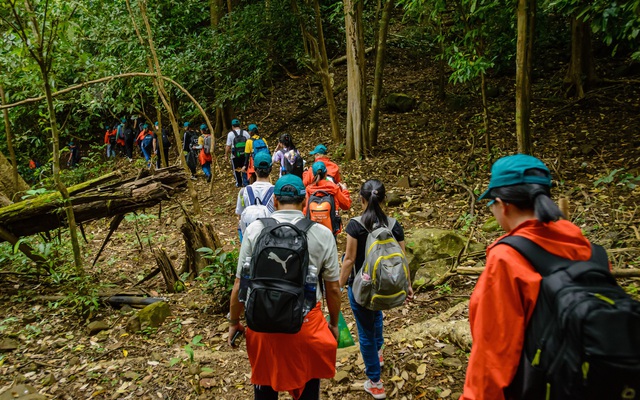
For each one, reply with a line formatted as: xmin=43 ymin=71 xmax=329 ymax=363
xmin=478 ymin=154 xmax=552 ymax=201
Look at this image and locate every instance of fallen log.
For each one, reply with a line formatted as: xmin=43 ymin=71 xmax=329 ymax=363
xmin=0 ymin=166 xmax=186 ymax=241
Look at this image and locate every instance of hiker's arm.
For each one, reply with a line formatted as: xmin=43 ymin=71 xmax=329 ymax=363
xmin=225 ymin=145 xmax=231 ymax=158
xmin=336 ymin=184 xmax=351 ymax=210
xmin=227 ymin=278 xmax=245 ymax=347
xmin=339 ymin=234 xmax=357 ymax=287
xmin=324 ymin=280 xmax=341 ymax=339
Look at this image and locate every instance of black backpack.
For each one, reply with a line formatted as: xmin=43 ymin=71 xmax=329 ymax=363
xmin=282 ymin=149 xmax=304 ymax=178
xmin=245 ymin=218 xmax=314 ymax=334
xmin=108 ymin=132 xmax=117 ymax=145
xmin=182 ymin=130 xmax=196 ymax=152
xmin=232 ymin=130 xmax=247 ymax=157
xmin=500 ymin=236 xmax=640 ymax=400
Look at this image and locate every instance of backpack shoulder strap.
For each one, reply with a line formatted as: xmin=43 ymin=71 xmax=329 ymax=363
xmin=497 ymin=236 xmax=573 ymax=277
xmin=245 ymin=186 xmax=256 ymax=205
xmin=294 ymin=217 xmax=315 ymax=233
xmin=260 ymin=217 xmax=277 ymax=229
xmin=385 ymin=217 xmax=397 ymax=229
xmin=589 ymin=243 xmax=608 ymax=267
xmin=262 ymin=186 xmax=274 ymax=205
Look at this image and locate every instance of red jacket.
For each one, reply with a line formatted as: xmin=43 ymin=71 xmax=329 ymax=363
xmin=460 ymin=219 xmax=592 ymax=400
xmin=302 ymin=156 xmax=341 ymax=186
xmin=104 ymin=129 xmax=116 ymax=145
xmin=303 ymin=179 xmax=351 ymax=215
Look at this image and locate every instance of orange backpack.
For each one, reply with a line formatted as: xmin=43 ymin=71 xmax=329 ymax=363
xmin=306 ymin=190 xmax=341 ymax=235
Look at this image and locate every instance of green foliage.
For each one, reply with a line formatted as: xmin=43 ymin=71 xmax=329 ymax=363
xmin=197 ymin=247 xmax=239 ymax=294
xmin=435 ymin=282 xmax=452 ymax=295
xmin=594 ymin=168 xmax=640 ymax=190
xmin=170 ymin=334 xmax=205 ymax=366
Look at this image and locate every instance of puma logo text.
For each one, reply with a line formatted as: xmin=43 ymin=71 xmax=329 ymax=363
xmin=268 ymin=252 xmax=293 ymax=273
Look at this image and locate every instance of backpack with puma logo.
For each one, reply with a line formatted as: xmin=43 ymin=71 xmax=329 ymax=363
xmin=501 ymin=236 xmax=640 ymax=400
xmin=244 ymin=218 xmax=314 ymax=333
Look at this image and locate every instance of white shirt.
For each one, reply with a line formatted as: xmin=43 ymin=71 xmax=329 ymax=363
xmin=235 ymin=181 xmax=275 ymax=216
xmin=236 ymin=210 xmax=339 ymax=301
xmin=225 ymin=128 xmax=250 ymax=147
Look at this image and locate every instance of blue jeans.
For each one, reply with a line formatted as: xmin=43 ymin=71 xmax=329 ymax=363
xmin=348 ymin=286 xmax=383 ymax=382
xmin=202 ymin=162 xmax=211 ymax=177
xmin=141 ymin=146 xmax=152 ymax=166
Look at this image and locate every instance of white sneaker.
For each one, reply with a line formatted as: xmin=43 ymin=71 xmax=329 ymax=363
xmin=364 ymin=380 xmax=386 ymax=399
xmin=378 ymin=348 xmax=384 ymax=367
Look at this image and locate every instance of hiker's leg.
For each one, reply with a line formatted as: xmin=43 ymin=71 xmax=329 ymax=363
xmin=298 ymin=378 xmax=320 ymax=400
xmin=203 ymin=162 xmax=211 ymax=178
xmin=374 ymin=310 xmax=383 ymax=351
xmin=254 ymin=385 xmax=278 ymax=400
xmin=348 ymin=287 xmax=381 ymax=382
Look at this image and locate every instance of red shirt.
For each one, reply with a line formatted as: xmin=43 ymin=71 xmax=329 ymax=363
xmin=460 ymin=219 xmax=592 ymax=400
xmin=302 ymin=156 xmax=341 ymax=186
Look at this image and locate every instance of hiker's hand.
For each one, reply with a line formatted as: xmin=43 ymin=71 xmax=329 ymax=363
xmin=328 ymin=323 xmax=339 ymax=340
xmin=338 ymin=182 xmax=347 ymax=190
xmin=228 ymin=322 xmax=245 ymax=347
xmin=241 ymin=166 xmax=247 ymax=172
xmin=406 ymin=284 xmax=414 ymax=303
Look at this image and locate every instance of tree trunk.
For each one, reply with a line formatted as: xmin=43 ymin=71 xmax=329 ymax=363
xmin=515 ymin=0 xmax=535 ymax=155
xmin=153 ymin=247 xmax=184 ymax=293
xmin=179 ymin=212 xmax=222 ymax=277
xmin=480 ymin=72 xmax=490 ymax=153
xmin=564 ymin=17 xmax=598 ymax=98
xmin=0 ymin=151 xmax=29 ymax=202
xmin=368 ymin=0 xmax=393 ymax=147
xmin=344 ymin=0 xmax=368 ymax=160
xmin=0 ymin=85 xmax=25 ymax=199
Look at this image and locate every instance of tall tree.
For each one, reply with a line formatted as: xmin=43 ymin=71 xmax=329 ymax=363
xmin=344 ymin=0 xmax=368 ymax=160
xmin=1 ymin=0 xmax=84 ymax=273
xmin=515 ymin=0 xmax=535 ymax=155
xmin=368 ymin=0 xmax=393 ymax=147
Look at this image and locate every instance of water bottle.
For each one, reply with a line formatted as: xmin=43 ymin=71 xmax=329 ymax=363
xmin=303 ymin=265 xmax=318 ymax=315
xmin=239 ymin=256 xmax=251 ymax=303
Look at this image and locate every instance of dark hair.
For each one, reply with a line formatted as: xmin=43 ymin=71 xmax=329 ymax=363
xmin=255 ymin=166 xmax=272 ymax=178
xmin=275 ymin=194 xmax=306 ymax=205
xmin=313 ymin=168 xmax=326 ymax=184
xmin=279 ymin=133 xmax=296 ymax=150
xmin=489 ymin=169 xmax=564 ymax=223
xmin=360 ymin=179 xmax=388 ymax=231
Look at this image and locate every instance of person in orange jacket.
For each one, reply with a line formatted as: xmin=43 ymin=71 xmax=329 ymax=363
xmin=302 ymin=144 xmax=341 ymax=186
xmin=460 ymin=154 xmax=593 ymax=400
xmin=304 ymin=161 xmax=351 ymax=236
xmin=104 ymin=125 xmax=116 ymax=158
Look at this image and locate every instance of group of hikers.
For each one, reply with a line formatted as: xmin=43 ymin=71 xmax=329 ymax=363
xmin=224 ymin=146 xmax=640 ymax=399
xmin=101 ymin=118 xmax=172 ymax=169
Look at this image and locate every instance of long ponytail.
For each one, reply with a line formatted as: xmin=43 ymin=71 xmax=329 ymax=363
xmin=360 ymin=179 xmax=387 ymax=231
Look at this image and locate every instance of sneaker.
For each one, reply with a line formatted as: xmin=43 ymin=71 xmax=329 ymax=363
xmin=364 ymin=380 xmax=386 ymax=399
xmin=190 ymin=175 xmax=197 ymax=181
xmin=378 ymin=348 xmax=384 ymax=367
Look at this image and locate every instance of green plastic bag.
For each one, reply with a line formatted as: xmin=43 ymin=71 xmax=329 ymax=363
xmin=328 ymin=311 xmax=355 ymax=348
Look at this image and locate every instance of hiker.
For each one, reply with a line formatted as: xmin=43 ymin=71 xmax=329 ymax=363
xmin=242 ymin=124 xmax=270 ymax=185
xmin=118 ymin=118 xmax=134 ymax=161
xmin=272 ymin=133 xmax=304 ymax=178
xmin=182 ymin=122 xmax=198 ymax=180
xmin=196 ymin=124 xmax=213 ymax=182
xmin=339 ymin=179 xmax=412 ymax=400
xmin=67 ymin=142 xmax=80 ymax=168
xmin=459 ymin=154 xmax=638 ymax=400
xmin=155 ymin=121 xmax=171 ymax=168
xmin=228 ymin=174 xmax=341 ymax=400
xmin=225 ymin=119 xmax=250 ymax=187
xmin=136 ymin=124 xmax=156 ymax=168
xmin=235 ymin=152 xmax=275 ymax=241
xmin=304 ymin=161 xmax=351 ymax=237
xmin=302 ymin=144 xmax=341 ymax=186
xmin=104 ymin=125 xmax=116 ymax=158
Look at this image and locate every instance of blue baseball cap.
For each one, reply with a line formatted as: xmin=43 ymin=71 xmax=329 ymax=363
xmin=231 ymin=119 xmax=240 ymax=126
xmin=155 ymin=121 xmax=159 ymax=126
xmin=183 ymin=122 xmax=190 ymax=127
xmin=142 ymin=123 xmax=149 ymax=129
xmin=254 ymin=152 xmax=272 ymax=169
xmin=200 ymin=124 xmax=207 ymax=130
xmin=312 ymin=161 xmax=327 ymax=176
xmin=121 ymin=117 xmax=127 ymax=123
xmin=478 ymin=154 xmax=552 ymax=201
xmin=248 ymin=123 xmax=258 ymax=132
xmin=105 ymin=125 xmax=110 ymax=129
xmin=310 ymin=144 xmax=327 ymax=155
xmin=274 ymin=174 xmax=306 ymax=197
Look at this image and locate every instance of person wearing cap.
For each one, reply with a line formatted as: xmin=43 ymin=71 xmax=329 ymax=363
xmin=302 ymin=144 xmax=341 ymax=186
xmin=235 ymin=152 xmax=275 ymax=239
xmin=67 ymin=142 xmax=80 ymax=168
xmin=304 ymin=161 xmax=351 ymax=235
xmin=195 ymin=124 xmax=213 ymax=182
xmin=225 ymin=119 xmax=250 ymax=187
xmin=104 ymin=125 xmax=116 ymax=159
xmin=136 ymin=123 xmax=156 ymax=168
xmin=118 ymin=118 xmax=135 ymax=161
xmin=228 ymin=174 xmax=341 ymax=400
xmin=182 ymin=122 xmax=198 ymax=180
xmin=242 ymin=123 xmax=270 ymax=185
xmin=460 ymin=154 xmax=593 ymax=400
